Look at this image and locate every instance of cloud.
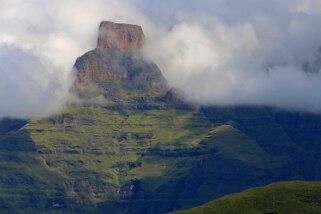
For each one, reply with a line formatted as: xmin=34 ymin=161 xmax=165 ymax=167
xmin=141 ymin=0 xmax=321 ymax=112
xmin=0 ymin=46 xmax=68 ymax=118
xmin=2 ymin=0 xmax=321 ymax=118
xmin=293 ymin=0 xmax=321 ymax=14
xmin=0 ymin=0 xmax=149 ymax=118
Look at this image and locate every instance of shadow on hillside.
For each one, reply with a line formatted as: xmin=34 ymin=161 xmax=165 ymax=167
xmin=0 ymin=118 xmax=27 ymax=135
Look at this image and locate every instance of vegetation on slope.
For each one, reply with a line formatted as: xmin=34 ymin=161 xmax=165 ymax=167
xmin=0 ymin=102 xmax=282 ymax=213
xmin=2 ymin=103 xmax=321 ymax=213
xmin=172 ymin=182 xmax=321 ymax=214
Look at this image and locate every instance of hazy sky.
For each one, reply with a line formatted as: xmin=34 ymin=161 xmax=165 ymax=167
xmin=1 ymin=0 xmax=321 ymax=118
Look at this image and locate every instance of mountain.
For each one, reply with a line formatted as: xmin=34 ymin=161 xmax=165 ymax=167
xmin=172 ymin=181 xmax=321 ymax=214
xmin=72 ymin=21 xmax=168 ymax=101
xmin=1 ymin=21 xmax=321 ymax=213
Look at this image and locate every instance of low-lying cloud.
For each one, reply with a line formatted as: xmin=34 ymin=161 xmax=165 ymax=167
xmin=0 ymin=0 xmax=149 ymax=118
xmin=0 ymin=45 xmax=68 ymax=118
xmin=142 ymin=0 xmax=321 ymax=112
xmin=1 ymin=0 xmax=321 ymax=118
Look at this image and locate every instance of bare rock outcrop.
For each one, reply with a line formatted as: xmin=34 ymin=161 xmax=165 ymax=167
xmin=97 ymin=21 xmax=145 ymax=50
xmin=72 ymin=21 xmax=167 ymax=100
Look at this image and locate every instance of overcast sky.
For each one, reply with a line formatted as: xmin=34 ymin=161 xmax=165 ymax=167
xmin=1 ymin=0 xmax=321 ymax=118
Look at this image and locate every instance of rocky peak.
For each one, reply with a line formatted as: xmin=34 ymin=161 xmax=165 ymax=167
xmin=73 ymin=21 xmax=168 ymax=101
xmin=97 ymin=21 xmax=145 ymax=50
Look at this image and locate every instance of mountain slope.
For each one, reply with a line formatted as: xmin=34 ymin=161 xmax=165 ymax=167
xmin=172 ymin=182 xmax=321 ymax=214
xmin=1 ymin=21 xmax=321 ymax=213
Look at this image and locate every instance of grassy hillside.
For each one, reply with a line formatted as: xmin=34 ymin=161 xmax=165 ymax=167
xmin=172 ymin=182 xmax=321 ymax=214
xmin=2 ymin=102 xmax=321 ymax=214
xmin=0 ymin=121 xmax=74 ymax=214
xmin=1 ymin=103 xmax=321 ymax=213
xmin=24 ymin=105 xmax=212 ymax=202
xmin=0 ymin=103 xmax=284 ymax=213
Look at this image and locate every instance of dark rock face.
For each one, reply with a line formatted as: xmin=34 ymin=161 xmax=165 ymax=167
xmin=72 ymin=21 xmax=168 ymax=100
xmin=73 ymin=49 xmax=167 ymax=99
xmin=97 ymin=21 xmax=145 ymax=51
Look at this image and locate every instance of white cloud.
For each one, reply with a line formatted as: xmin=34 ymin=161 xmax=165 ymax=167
xmin=2 ymin=0 xmax=321 ymax=118
xmin=144 ymin=20 xmax=259 ymax=88
xmin=0 ymin=0 xmax=149 ymax=118
xmin=292 ymin=0 xmax=321 ymax=14
xmin=142 ymin=0 xmax=321 ymax=112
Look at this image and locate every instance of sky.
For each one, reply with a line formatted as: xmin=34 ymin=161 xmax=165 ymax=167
xmin=1 ymin=0 xmax=321 ymax=118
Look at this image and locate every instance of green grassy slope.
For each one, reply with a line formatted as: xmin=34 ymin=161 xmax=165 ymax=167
xmin=0 ymin=122 xmax=75 ymax=214
xmin=1 ymin=103 xmax=321 ymax=213
xmin=201 ymin=106 xmax=318 ymax=179
xmin=42 ymin=105 xmax=295 ymax=212
xmin=0 ymin=103 xmax=288 ymax=213
xmin=24 ymin=105 xmax=212 ymax=202
xmin=172 ymin=182 xmax=321 ymax=214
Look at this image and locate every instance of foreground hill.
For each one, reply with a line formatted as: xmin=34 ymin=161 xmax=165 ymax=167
xmin=172 ymin=182 xmax=321 ymax=214
xmin=1 ymin=21 xmax=321 ymax=213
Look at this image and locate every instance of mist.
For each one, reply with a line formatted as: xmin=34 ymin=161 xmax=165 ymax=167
xmin=141 ymin=0 xmax=321 ymax=112
xmin=1 ymin=0 xmax=321 ymax=118
xmin=0 ymin=0 xmax=149 ymax=118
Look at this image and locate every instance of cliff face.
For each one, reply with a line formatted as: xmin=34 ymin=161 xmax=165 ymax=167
xmin=72 ymin=21 xmax=167 ymax=100
xmin=97 ymin=21 xmax=145 ymax=50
